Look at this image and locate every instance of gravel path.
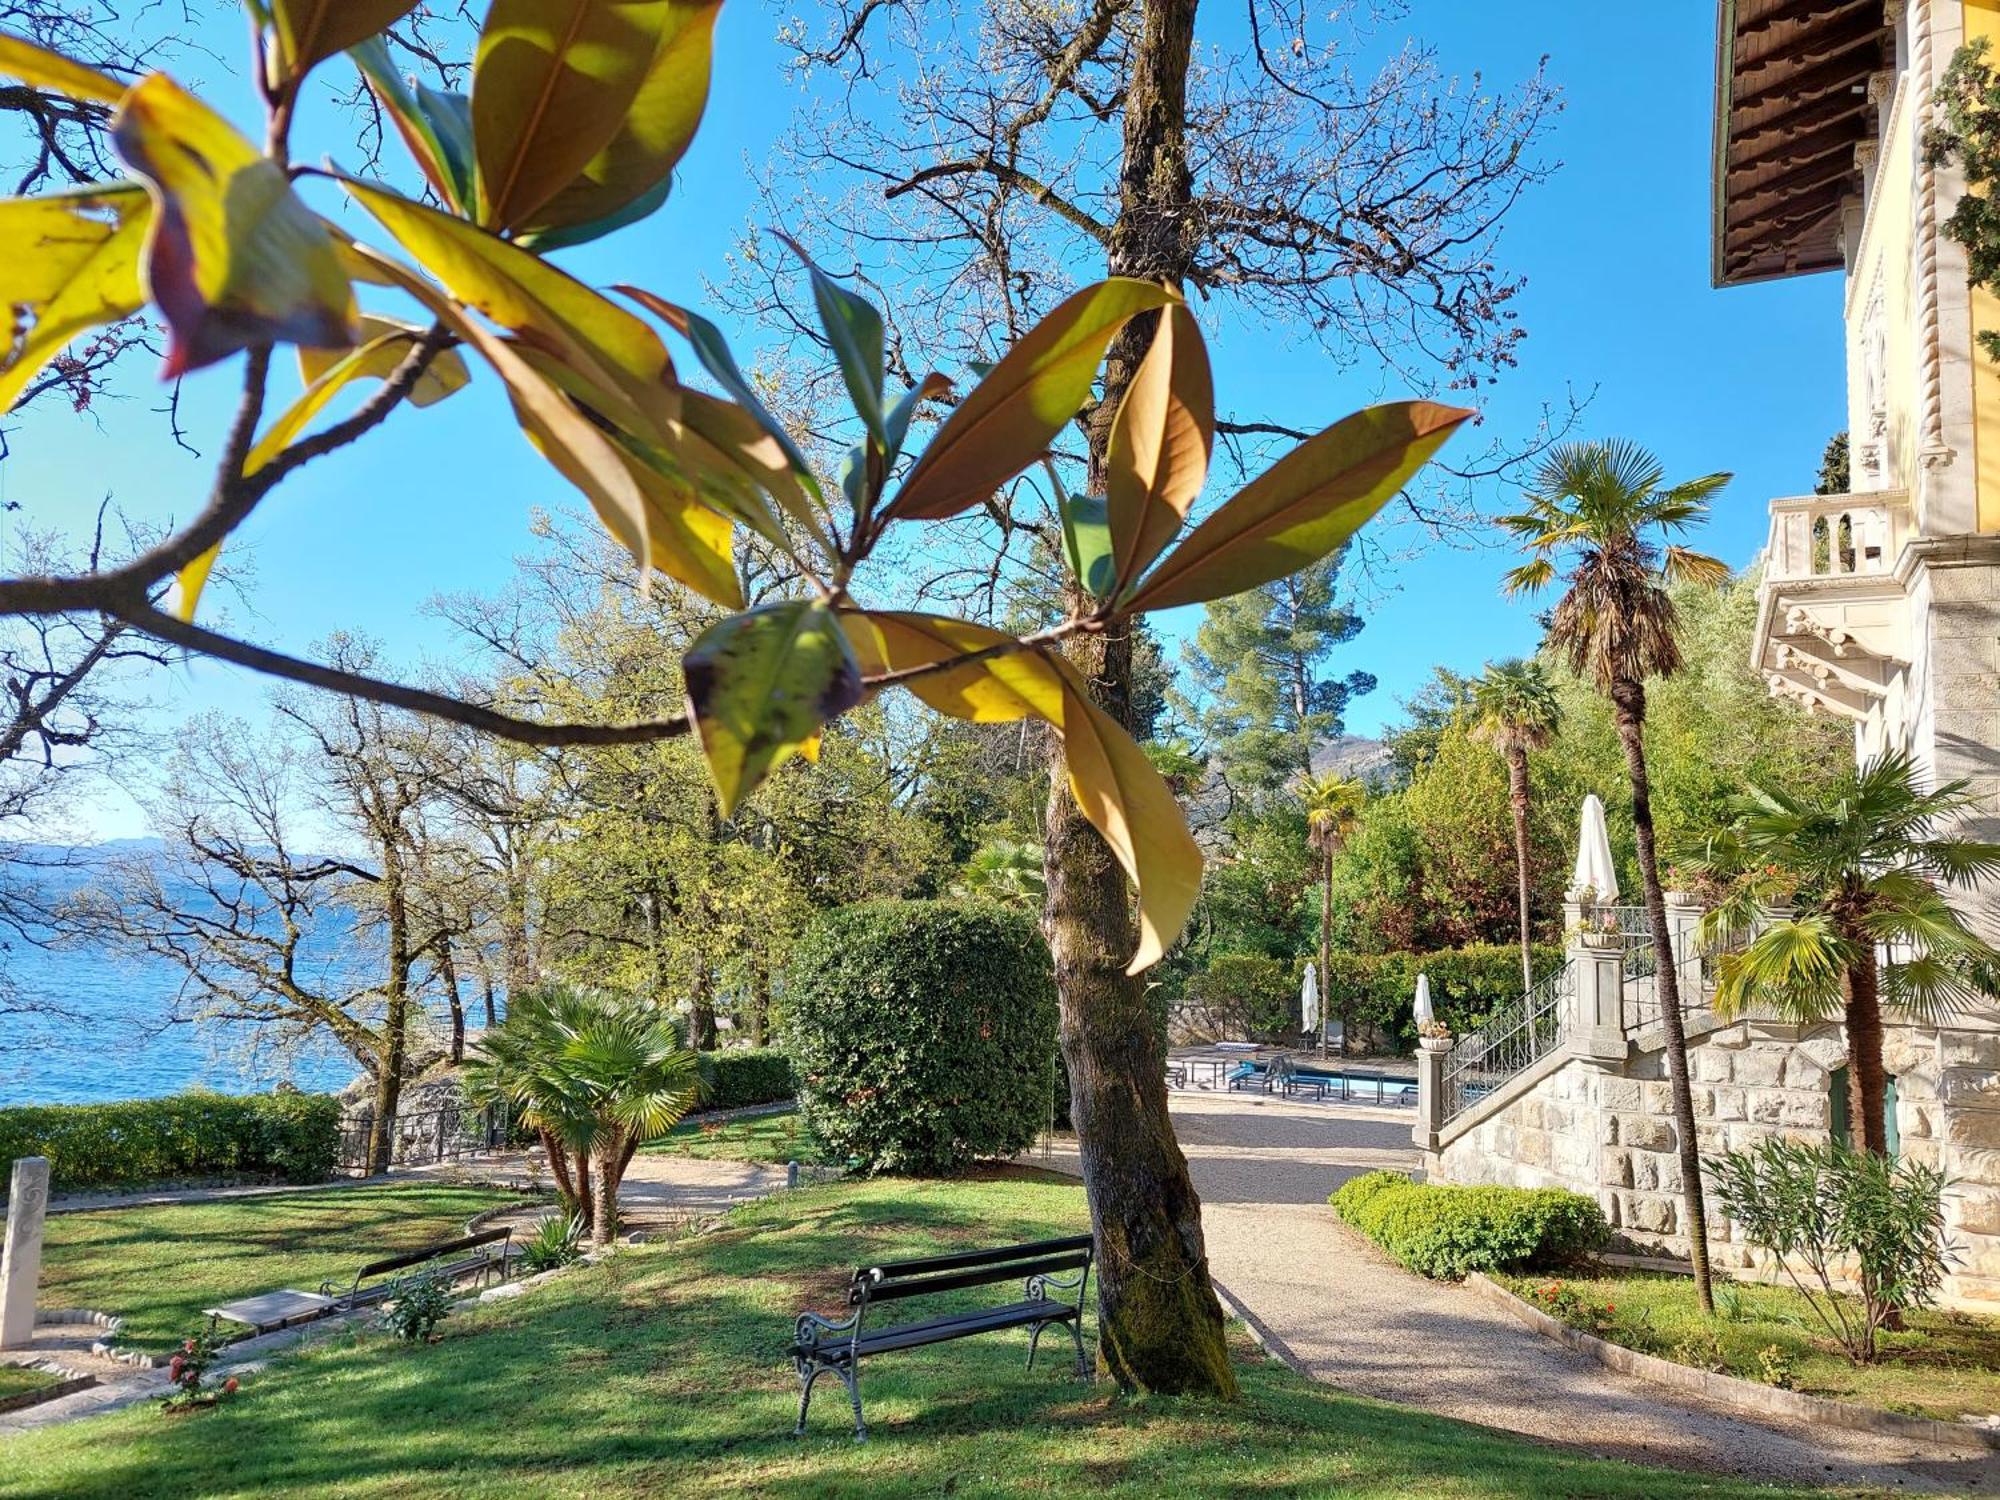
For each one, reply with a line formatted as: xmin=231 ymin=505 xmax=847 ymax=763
xmin=1055 ymin=1087 xmax=2000 ymax=1495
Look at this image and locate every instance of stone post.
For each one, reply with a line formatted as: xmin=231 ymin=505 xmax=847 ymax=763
xmin=0 ymin=1156 xmax=49 ymax=1350
xmin=1664 ymin=890 xmax=1706 ymax=1006
xmin=1413 ymin=1045 xmax=1445 ymax=1155
xmin=1569 ymin=933 xmax=1628 ymax=1061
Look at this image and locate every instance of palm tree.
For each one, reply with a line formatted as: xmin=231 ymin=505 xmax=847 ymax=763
xmin=1470 ymin=659 xmax=1562 ymax=994
xmin=1301 ymin=772 xmax=1366 ymax=1053
xmin=1690 ymin=753 xmax=2000 ymax=1156
xmin=1500 ymin=438 xmax=1732 ymax=1313
xmin=466 ymin=984 xmax=705 ymax=1246
xmin=952 ymin=838 xmax=1048 ymax=910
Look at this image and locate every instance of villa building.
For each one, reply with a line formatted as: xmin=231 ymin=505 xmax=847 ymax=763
xmin=1414 ymin=1 xmax=2000 ymax=1307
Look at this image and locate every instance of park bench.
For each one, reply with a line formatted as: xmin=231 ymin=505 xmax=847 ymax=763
xmin=318 ymin=1226 xmax=519 ymax=1314
xmin=787 ymin=1233 xmax=1095 ymax=1440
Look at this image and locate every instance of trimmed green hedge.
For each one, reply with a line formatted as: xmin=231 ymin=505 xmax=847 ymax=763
xmin=1331 ymin=1170 xmax=1609 ymax=1280
xmin=704 ymin=1048 xmax=794 ymax=1111
xmin=784 ymin=900 xmax=1057 ymax=1175
xmin=1320 ymin=942 xmax=1566 ymax=1046
xmin=0 ymin=1090 xmax=342 ymax=1193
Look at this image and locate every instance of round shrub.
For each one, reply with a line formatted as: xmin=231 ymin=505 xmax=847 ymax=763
xmin=782 ymin=900 xmax=1057 ymax=1175
xmin=1331 ymin=1170 xmax=1609 ymax=1280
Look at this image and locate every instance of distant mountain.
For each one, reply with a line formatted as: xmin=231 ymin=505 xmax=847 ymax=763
xmin=1310 ymin=735 xmax=1392 ymax=786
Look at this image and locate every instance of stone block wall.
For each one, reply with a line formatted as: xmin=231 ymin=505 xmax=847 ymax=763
xmin=1428 ymin=1015 xmax=2000 ymax=1306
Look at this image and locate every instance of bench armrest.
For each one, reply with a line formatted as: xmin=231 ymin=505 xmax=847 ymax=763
xmin=794 ymin=1308 xmax=860 ymax=1354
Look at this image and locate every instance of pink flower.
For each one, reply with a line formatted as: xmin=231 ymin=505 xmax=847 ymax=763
xmin=223 ymin=1378 xmax=238 ymax=1395
xmin=169 ymin=1356 xmax=184 ymax=1377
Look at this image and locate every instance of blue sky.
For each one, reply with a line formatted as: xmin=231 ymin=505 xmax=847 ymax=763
xmin=3 ymin=2 xmax=1845 ymax=839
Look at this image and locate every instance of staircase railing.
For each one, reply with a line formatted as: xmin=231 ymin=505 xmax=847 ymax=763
xmin=1439 ymin=963 xmax=1573 ymax=1127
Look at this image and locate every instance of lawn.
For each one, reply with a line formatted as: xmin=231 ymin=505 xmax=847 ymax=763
xmin=1497 ymin=1269 xmax=2000 ymax=1422
xmin=40 ymin=1183 xmax=526 ymax=1355
xmin=645 ymin=1106 xmax=821 ymax=1165
xmin=6 ymin=1174 xmax=1850 ymax=1500
xmin=0 ymin=1363 xmax=63 ymax=1401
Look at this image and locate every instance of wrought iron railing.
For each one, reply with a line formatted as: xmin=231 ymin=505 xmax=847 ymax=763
xmin=1439 ymin=964 xmax=1573 ymax=1127
xmin=337 ymin=1102 xmax=509 ymax=1172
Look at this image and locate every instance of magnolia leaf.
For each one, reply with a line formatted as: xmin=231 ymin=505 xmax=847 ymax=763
xmin=112 ymin=75 xmax=355 ymax=376
xmin=777 ymin=234 xmax=885 ymax=442
xmin=343 ymin=178 xmax=676 ymax=433
xmin=839 ymin=608 xmax=1199 ymax=970
xmin=683 ymin=600 xmax=863 ymax=815
xmin=887 ymin=279 xmax=1178 ymax=522
xmin=0 ymin=184 xmax=148 ymax=412
xmin=883 ymin=371 xmax=952 ymax=469
xmin=1106 ymin=303 xmax=1212 ymax=588
xmin=521 ymin=176 xmax=670 ymax=252
xmin=415 ymin=86 xmax=475 ymax=205
xmin=342 ymin=237 xmax=653 ymax=564
xmin=173 ymin=542 xmax=222 ymax=624
xmin=615 ymin=285 xmax=820 ymax=499
xmin=471 ymin=0 xmax=672 ymax=231
xmin=621 ymin=445 xmax=744 ymax=608
xmin=270 ymin=1 xmax=420 ymax=82
xmin=349 ymin=37 xmax=465 ymax=210
xmin=675 ymin=390 xmax=827 ymax=552
xmin=246 ymin=323 xmax=470 ymax=476
xmin=522 ymin=0 xmax=720 ymax=235
xmin=1060 ymin=491 xmax=1116 ymax=599
xmin=0 ymin=31 xmax=126 ymax=102
xmin=1127 ymin=400 xmax=1475 ymax=612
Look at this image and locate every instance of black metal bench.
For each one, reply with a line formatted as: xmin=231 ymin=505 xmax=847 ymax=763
xmin=318 ymin=1226 xmax=518 ymax=1313
xmin=788 ymin=1233 xmax=1094 ymax=1440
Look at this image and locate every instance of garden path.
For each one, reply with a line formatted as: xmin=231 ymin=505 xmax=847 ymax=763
xmin=1047 ymin=1088 xmax=2000 ymax=1494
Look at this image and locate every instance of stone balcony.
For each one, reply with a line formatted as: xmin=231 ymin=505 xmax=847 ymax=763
xmin=1751 ymin=492 xmax=1912 ymax=723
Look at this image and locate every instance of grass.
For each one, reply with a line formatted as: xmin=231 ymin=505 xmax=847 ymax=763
xmin=41 ymin=1183 xmax=525 ymax=1355
xmin=1497 ymin=1269 xmax=2000 ymax=1422
xmin=645 ymin=1106 xmax=820 ymax=1165
xmin=4 ymin=1173 xmax=1854 ymax=1499
xmin=0 ymin=1363 xmax=62 ymax=1401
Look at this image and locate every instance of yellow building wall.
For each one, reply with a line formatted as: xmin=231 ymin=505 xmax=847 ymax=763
xmin=1971 ymin=0 xmax=2000 ymax=530
xmin=1851 ymin=70 xmax=1920 ymax=507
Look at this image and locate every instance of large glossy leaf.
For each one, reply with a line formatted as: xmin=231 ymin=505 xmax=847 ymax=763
xmin=244 ymin=321 xmax=470 ymax=475
xmin=0 ymin=31 xmax=126 ymax=102
xmin=522 ymin=0 xmax=719 ymax=235
xmin=1106 ymin=303 xmax=1212 ymax=589
xmin=349 ymin=37 xmax=466 ymax=210
xmin=112 ymin=76 xmax=355 ymax=375
xmin=886 ymin=279 xmax=1178 ymax=521
xmin=343 ymin=178 xmax=676 ymax=432
xmin=1126 ymin=400 xmax=1475 ymax=612
xmin=270 ymin=1 xmax=420 ymax=82
xmin=622 ymin=445 xmax=744 ymax=608
xmin=0 ymin=184 xmax=148 ymax=412
xmin=1060 ymin=491 xmax=1116 ymax=599
xmin=521 ymin=176 xmax=669 ymax=252
xmin=343 ymin=237 xmax=653 ymax=564
xmin=683 ymin=600 xmax=862 ymax=815
xmin=675 ymin=390 xmax=826 ymax=551
xmin=471 ymin=0 xmax=672 ymax=231
xmin=779 ymin=235 xmax=885 ymax=442
xmin=840 ymin=609 xmax=1199 ymax=971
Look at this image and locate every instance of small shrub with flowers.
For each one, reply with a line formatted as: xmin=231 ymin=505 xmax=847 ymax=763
xmin=161 ymin=1328 xmax=239 ymax=1413
xmin=1523 ymin=1279 xmax=1620 ymax=1339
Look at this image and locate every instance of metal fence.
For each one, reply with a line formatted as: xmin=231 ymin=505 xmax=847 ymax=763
xmin=337 ymin=1102 xmax=510 ymax=1173
xmin=1439 ymin=963 xmax=1573 ymax=1127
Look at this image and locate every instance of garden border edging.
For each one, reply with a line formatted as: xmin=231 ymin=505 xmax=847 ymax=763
xmin=1465 ymin=1271 xmax=2000 ymax=1453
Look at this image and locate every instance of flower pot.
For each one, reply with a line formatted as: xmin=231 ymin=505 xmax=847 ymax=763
xmin=1418 ymin=1036 xmax=1453 ymax=1054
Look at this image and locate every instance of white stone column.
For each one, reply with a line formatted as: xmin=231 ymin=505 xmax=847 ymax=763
xmin=1413 ymin=1045 xmax=1445 ymax=1155
xmin=1664 ymin=891 xmax=1707 ymax=1006
xmin=1569 ymin=937 xmax=1628 ymax=1061
xmin=0 ymin=1156 xmax=49 ymax=1350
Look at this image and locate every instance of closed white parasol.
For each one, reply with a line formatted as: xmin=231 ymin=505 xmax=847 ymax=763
xmin=1300 ymin=961 xmax=1321 ymax=1034
xmin=1413 ymin=972 xmax=1434 ymax=1028
xmin=1569 ymin=793 xmax=1619 ymax=903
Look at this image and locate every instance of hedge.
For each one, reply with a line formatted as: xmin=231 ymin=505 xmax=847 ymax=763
xmin=1330 ymin=1170 xmax=1609 ymax=1280
xmin=703 ymin=1048 xmax=794 ymax=1111
xmin=783 ymin=900 xmax=1057 ymax=1175
xmin=0 ymin=1090 xmax=343 ymax=1194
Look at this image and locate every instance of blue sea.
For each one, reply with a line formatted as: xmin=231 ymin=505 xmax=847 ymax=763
xmin=0 ymin=845 xmax=367 ymax=1107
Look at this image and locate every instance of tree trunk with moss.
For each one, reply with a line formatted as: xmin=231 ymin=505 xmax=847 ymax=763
xmin=1505 ymin=743 xmax=1534 ymax=993
xmin=1039 ymin=0 xmax=1236 ymax=1399
xmin=1838 ymin=912 xmax=1891 ymax=1156
xmin=1611 ymin=676 xmax=1714 ymax=1313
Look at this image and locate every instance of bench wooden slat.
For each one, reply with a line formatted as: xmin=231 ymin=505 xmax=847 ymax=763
xmin=353 ymin=1227 xmax=512 ymax=1283
xmin=793 ymin=1299 xmax=1072 ymax=1362
xmin=852 ymin=1251 xmax=1089 ymax=1305
xmin=859 ymin=1233 xmax=1093 ymax=1283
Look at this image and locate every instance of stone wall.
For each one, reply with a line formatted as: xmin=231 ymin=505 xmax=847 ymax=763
xmin=1428 ymin=1014 xmax=2000 ymax=1306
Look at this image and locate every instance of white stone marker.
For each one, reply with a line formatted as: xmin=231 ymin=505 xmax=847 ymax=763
xmin=0 ymin=1156 xmax=49 ymax=1349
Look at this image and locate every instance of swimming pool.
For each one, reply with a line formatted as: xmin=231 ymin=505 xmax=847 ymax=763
xmin=1219 ymin=1060 xmax=1418 ymax=1106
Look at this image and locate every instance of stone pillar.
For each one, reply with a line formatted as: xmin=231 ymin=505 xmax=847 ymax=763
xmin=0 ymin=1156 xmax=49 ymax=1350
xmin=1664 ymin=891 xmax=1706 ymax=1006
xmin=1569 ymin=937 xmax=1628 ymax=1061
xmin=1413 ymin=1045 xmax=1445 ymax=1155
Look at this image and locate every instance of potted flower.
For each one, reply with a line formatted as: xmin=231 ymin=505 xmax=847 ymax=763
xmin=1417 ymin=1019 xmax=1454 ymax=1053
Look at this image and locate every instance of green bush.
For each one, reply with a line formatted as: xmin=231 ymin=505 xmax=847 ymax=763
xmin=1177 ymin=953 xmax=1295 ymax=1040
xmin=0 ymin=1090 xmax=342 ymax=1193
xmin=1331 ymin=1170 xmax=1609 ymax=1280
xmin=782 ymin=900 xmax=1057 ymax=1175
xmin=1319 ymin=942 xmax=1564 ymax=1048
xmin=703 ymin=1048 xmax=794 ymax=1110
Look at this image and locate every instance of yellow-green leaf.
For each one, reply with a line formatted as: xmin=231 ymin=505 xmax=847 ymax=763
xmin=0 ymin=184 xmax=148 ymax=412
xmin=675 ymin=389 xmax=828 ymax=553
xmin=349 ymin=37 xmax=467 ymax=212
xmin=270 ymin=1 xmax=420 ymax=83
xmin=112 ymin=75 xmax=355 ymax=375
xmin=1056 ymin=667 xmax=1202 ymax=974
xmin=886 ymin=279 xmax=1178 ymax=521
xmin=839 ymin=611 xmax=1067 ymax=725
xmin=173 ymin=542 xmax=221 ymax=623
xmin=1106 ymin=303 xmax=1212 ymax=591
xmin=623 ymin=444 xmax=744 ymax=608
xmin=343 ymin=177 xmax=676 ymax=433
xmin=342 ymin=237 xmax=653 ymax=566
xmin=521 ymin=0 xmax=720 ymax=235
xmin=1126 ymin=400 xmax=1475 ymax=613
xmin=0 ymin=31 xmax=126 ymax=103
xmin=246 ymin=322 xmax=470 ymax=476
xmin=471 ymin=0 xmax=673 ymax=231
xmin=684 ymin=600 xmax=862 ymax=815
